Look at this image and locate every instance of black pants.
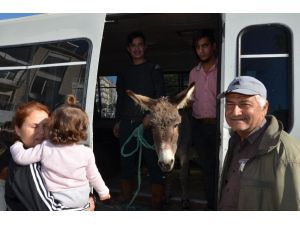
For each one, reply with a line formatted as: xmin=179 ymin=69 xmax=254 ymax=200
xmin=119 ymin=119 xmax=164 ymax=184
xmin=191 ymin=117 xmax=217 ymax=209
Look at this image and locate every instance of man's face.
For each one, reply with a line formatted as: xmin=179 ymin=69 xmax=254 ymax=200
xmin=127 ymin=37 xmax=146 ymax=61
xmin=225 ymin=93 xmax=268 ymax=139
xmin=195 ymin=37 xmax=216 ymax=63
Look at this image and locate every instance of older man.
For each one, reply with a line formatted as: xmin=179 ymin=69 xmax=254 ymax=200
xmin=218 ymin=76 xmax=300 ymax=210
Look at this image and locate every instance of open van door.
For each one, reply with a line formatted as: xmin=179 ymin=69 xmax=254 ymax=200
xmin=0 ymin=13 xmax=105 ymax=148
xmin=218 ymin=14 xmax=300 ymax=197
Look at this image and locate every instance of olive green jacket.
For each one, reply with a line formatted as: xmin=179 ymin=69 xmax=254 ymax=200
xmin=220 ymin=115 xmax=300 ymax=210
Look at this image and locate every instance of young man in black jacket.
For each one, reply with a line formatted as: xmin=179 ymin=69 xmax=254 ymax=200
xmin=113 ymin=31 xmax=165 ymax=210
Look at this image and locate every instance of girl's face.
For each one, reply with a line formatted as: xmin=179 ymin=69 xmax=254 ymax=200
xmin=15 ymin=110 xmax=49 ymax=147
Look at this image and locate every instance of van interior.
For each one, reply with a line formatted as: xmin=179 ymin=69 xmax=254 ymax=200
xmin=93 ymin=13 xmax=221 ymax=209
xmin=94 ymin=13 xmax=221 ymax=175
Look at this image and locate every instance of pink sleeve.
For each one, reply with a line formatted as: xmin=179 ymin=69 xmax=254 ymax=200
xmin=10 ymin=141 xmax=43 ymax=165
xmin=86 ymin=150 xmax=109 ymax=197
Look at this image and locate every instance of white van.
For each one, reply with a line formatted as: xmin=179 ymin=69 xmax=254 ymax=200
xmin=0 ymin=13 xmax=298 ymax=205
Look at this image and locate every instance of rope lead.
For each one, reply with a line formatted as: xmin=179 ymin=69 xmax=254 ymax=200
xmin=120 ymin=124 xmax=155 ymax=210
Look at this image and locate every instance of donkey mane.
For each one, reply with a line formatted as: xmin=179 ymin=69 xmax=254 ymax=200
xmin=149 ymin=98 xmax=181 ymax=130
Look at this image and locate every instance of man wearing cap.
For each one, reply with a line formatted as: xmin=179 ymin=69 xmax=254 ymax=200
xmin=218 ymin=76 xmax=300 ymax=210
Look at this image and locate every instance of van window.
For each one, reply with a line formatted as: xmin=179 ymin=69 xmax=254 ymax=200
xmin=164 ymin=72 xmax=189 ymax=96
xmin=0 ymin=39 xmax=90 ymax=125
xmin=238 ymin=24 xmax=292 ymax=132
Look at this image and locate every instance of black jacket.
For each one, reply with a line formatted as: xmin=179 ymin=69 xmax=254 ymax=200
xmin=115 ymin=61 xmax=165 ymax=121
xmin=5 ymin=161 xmax=88 ymax=211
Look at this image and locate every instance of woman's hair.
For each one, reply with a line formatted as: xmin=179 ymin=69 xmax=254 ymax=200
xmin=48 ymin=95 xmax=89 ymax=145
xmin=13 ymin=101 xmax=50 ymax=129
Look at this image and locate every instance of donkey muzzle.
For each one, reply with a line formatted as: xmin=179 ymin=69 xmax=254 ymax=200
xmin=158 ymin=149 xmax=175 ymax=172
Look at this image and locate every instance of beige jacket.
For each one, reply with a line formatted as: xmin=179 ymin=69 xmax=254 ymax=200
xmin=220 ymin=115 xmax=300 ymax=210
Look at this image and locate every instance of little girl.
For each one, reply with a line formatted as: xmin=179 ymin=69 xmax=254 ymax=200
xmin=10 ymin=95 xmax=110 ymax=208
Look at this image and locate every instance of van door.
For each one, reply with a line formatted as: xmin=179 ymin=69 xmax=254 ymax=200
xmin=0 ymin=13 xmax=105 ymax=147
xmin=219 ymin=13 xmax=298 ymax=177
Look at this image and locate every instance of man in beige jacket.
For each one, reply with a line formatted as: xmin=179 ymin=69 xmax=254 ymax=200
xmin=218 ymin=76 xmax=300 ymax=210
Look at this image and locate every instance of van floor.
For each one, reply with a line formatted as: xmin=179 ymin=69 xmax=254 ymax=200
xmin=95 ymin=163 xmax=209 ymax=211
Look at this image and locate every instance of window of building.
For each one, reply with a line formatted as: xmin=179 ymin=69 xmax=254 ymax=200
xmin=238 ymin=24 xmax=292 ymax=132
xmin=0 ymin=71 xmax=17 ymax=80
xmin=97 ymin=76 xmax=117 ymax=119
xmin=0 ymin=94 xmax=10 ymax=110
xmin=39 ymin=54 xmax=69 ymax=75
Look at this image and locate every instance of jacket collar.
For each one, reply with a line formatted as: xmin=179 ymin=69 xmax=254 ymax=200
xmin=256 ymin=115 xmax=283 ymax=155
xmin=228 ymin=115 xmax=283 ymax=156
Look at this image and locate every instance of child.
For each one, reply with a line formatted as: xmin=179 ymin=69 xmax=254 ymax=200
xmin=10 ymin=95 xmax=110 ymax=208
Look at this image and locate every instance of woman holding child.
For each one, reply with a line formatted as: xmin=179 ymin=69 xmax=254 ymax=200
xmin=5 ymin=96 xmax=107 ymax=210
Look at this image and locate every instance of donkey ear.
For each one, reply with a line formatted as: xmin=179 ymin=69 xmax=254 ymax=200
xmin=126 ymin=90 xmax=157 ymax=111
xmin=170 ymin=82 xmax=195 ymax=109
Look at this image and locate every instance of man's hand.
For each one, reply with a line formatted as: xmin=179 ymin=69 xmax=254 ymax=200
xmin=113 ymin=122 xmax=120 ymax=138
xmin=143 ymin=114 xmax=151 ymax=129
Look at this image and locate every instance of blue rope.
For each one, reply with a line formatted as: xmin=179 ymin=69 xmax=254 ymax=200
xmin=120 ymin=123 xmax=155 ymax=210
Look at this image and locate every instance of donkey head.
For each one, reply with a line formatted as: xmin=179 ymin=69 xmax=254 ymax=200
xmin=126 ymin=82 xmax=195 ymax=172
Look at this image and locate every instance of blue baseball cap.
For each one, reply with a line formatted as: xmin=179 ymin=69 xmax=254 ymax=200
xmin=217 ymin=76 xmax=267 ymax=99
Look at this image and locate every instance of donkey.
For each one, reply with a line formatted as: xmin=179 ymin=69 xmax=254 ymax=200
xmin=126 ymin=83 xmax=195 ymax=207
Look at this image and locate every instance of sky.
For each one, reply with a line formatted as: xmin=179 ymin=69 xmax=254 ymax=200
xmin=0 ymin=13 xmax=37 ymax=20
xmin=0 ymin=0 xmax=299 ymax=13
